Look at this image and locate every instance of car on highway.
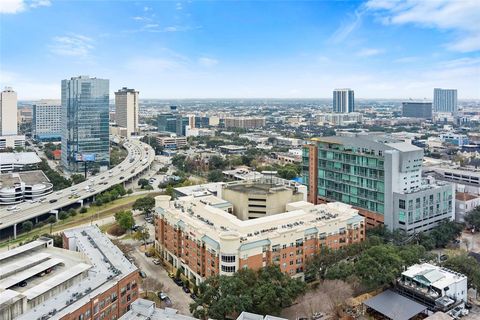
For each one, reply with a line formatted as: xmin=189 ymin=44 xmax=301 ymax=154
xmin=119 ymin=176 xmax=124 ymax=180
xmin=49 ymin=199 xmax=57 ymax=203
xmin=7 ymin=206 xmax=17 ymax=211
xmin=56 ymin=191 xmax=62 ymax=195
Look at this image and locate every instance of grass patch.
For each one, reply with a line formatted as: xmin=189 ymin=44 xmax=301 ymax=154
xmin=0 ymin=192 xmax=162 ymax=248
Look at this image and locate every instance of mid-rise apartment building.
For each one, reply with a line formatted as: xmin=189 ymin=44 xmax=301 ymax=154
xmin=0 ymin=226 xmax=139 ymax=320
xmin=32 ymin=100 xmax=62 ymax=141
xmin=303 ymin=135 xmax=454 ymax=233
xmin=224 ymin=117 xmax=266 ymax=129
xmin=154 ymin=180 xmax=365 ymax=284
xmin=402 ymin=102 xmax=433 ymax=119
xmin=114 ymin=88 xmax=139 ymax=138
xmin=434 ymin=88 xmax=457 ymax=113
xmin=155 ymin=135 xmax=188 ymax=149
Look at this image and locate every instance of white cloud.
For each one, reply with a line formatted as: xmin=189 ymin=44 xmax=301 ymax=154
xmin=164 ymin=26 xmax=178 ymax=32
xmin=0 ymin=0 xmax=26 ymax=13
xmin=198 ymin=57 xmax=218 ymax=67
xmin=366 ymin=0 xmax=480 ymax=52
xmin=330 ymin=7 xmax=366 ymax=44
xmin=30 ymin=0 xmax=51 ymax=8
xmin=0 ymin=0 xmax=50 ymax=14
xmin=357 ymin=48 xmax=384 ymax=57
xmin=176 ymin=2 xmax=183 ymax=10
xmin=49 ymin=34 xmax=94 ymax=57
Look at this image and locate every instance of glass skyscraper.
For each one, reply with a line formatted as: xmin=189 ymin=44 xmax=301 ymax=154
xmin=333 ymin=88 xmax=355 ymax=113
xmin=61 ymin=76 xmax=110 ymax=171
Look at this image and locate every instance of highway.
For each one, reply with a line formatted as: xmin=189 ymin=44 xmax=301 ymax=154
xmin=0 ymin=137 xmax=155 ymax=238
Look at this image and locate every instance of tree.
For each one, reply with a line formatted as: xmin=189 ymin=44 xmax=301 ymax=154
xmin=115 ymin=210 xmax=134 ymax=231
xmin=190 ymin=266 xmax=305 ymax=319
xmin=465 ymin=206 xmax=480 ymax=230
xmin=443 ymin=253 xmax=480 ymax=292
xmin=208 ymin=156 xmax=227 ymax=170
xmin=71 ymin=174 xmax=86 ymax=185
xmin=133 ymin=196 xmax=156 ymax=215
xmin=58 ymin=211 xmax=69 ymax=220
xmin=47 ymin=216 xmax=57 ymax=224
xmin=354 ymin=245 xmax=403 ymax=290
xmin=80 ymin=207 xmax=88 ymax=214
xmin=133 ymin=225 xmax=150 ymax=247
xmin=138 ymin=178 xmax=150 ymax=189
xmin=207 ymin=169 xmax=224 ymax=182
xmin=22 ymin=221 xmax=33 ymax=233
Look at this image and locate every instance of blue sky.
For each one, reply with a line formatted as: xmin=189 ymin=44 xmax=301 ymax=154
xmin=1 ymin=0 xmax=479 ymax=99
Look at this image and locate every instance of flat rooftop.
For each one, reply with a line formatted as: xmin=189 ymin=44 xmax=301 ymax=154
xmin=402 ymin=263 xmax=466 ymax=290
xmin=158 ymin=195 xmax=361 ymax=244
xmin=0 ymin=170 xmax=50 ymax=188
xmin=0 ymin=226 xmax=137 ymax=320
xmin=0 ymin=152 xmax=41 ymax=166
xmin=224 ymin=183 xmax=292 ymax=195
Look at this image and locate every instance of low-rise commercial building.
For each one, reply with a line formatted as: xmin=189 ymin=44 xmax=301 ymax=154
xmin=455 ymin=192 xmax=480 ymax=223
xmin=440 ymin=133 xmax=469 ymax=146
xmin=156 ymin=136 xmax=188 ymax=149
xmin=154 ymin=181 xmax=365 ymax=284
xmin=224 ymin=117 xmax=266 ymax=129
xmin=0 ymin=226 xmax=139 ymax=320
xmin=0 ymin=152 xmax=41 ymax=173
xmin=396 ymin=263 xmax=467 ymax=312
xmin=0 ymin=171 xmax=53 ymax=205
xmin=0 ymin=135 xmax=25 ymax=151
xmin=219 ymin=145 xmax=247 ymax=154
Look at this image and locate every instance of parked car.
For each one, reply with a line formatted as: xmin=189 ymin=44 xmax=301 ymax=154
xmin=145 ymin=251 xmax=153 ymax=257
xmin=164 ymin=297 xmax=172 ymax=307
xmin=182 ymin=286 xmax=191 ymax=293
xmin=157 ymin=292 xmax=168 ymax=300
xmin=190 ymin=293 xmax=198 ymax=300
xmin=139 ymin=271 xmax=147 ymax=278
xmin=152 ymin=259 xmax=161 ymax=265
xmin=168 ymin=273 xmax=175 ymax=279
xmin=19 ymin=280 xmax=27 ymax=287
xmin=173 ymin=278 xmax=183 ymax=286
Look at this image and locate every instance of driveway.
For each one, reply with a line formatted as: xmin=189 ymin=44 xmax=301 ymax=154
xmin=130 ymin=246 xmax=194 ymax=315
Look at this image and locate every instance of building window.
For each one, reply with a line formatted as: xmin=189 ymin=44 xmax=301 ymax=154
xmin=399 ymin=199 xmax=406 ymax=209
xmin=221 ymin=255 xmax=236 ymax=263
xmin=221 ymin=265 xmax=236 ymax=273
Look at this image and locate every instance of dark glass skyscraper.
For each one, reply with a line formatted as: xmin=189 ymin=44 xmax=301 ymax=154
xmin=333 ymin=88 xmax=355 ymax=113
xmin=61 ymin=76 xmax=110 ymax=171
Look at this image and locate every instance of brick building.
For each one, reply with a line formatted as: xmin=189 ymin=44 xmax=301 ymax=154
xmin=0 ymin=226 xmax=139 ymax=320
xmin=154 ymin=181 xmax=365 ymax=285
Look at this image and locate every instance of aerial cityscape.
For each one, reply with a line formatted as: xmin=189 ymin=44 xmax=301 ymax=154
xmin=0 ymin=1 xmax=480 ymax=320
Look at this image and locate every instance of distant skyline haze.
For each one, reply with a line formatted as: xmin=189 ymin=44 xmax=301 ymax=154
xmin=0 ymin=0 xmax=479 ymax=100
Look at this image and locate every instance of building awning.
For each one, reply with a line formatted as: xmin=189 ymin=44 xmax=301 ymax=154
xmin=304 ymin=227 xmax=318 ymax=236
xmin=363 ymin=290 xmax=427 ymax=320
xmin=201 ymin=235 xmax=220 ymax=250
xmin=239 ymin=239 xmax=270 ymax=251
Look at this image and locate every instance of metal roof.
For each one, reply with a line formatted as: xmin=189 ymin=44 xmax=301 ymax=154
xmin=0 ymin=258 xmax=63 ymax=289
xmin=363 ymin=290 xmax=427 ymax=320
xmin=239 ymin=239 xmax=271 ymax=251
xmin=0 ymin=239 xmax=49 ymax=263
xmin=0 ymin=252 xmax=51 ymax=279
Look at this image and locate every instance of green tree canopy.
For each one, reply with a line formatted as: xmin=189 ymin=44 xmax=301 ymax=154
xmin=190 ymin=266 xmax=305 ymax=319
xmin=132 ymin=196 xmax=156 ymax=215
xmin=465 ymin=206 xmax=480 ymax=230
xmin=115 ymin=210 xmax=135 ymax=231
xmin=71 ymin=174 xmax=86 ymax=185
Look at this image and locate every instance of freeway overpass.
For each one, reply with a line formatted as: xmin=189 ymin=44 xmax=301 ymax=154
xmin=0 ymin=137 xmax=155 ymax=239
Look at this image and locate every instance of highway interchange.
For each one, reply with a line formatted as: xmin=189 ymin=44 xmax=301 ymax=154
xmin=0 ymin=137 xmax=155 ymax=238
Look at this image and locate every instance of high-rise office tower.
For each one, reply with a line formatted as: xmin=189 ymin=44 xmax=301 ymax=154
xmin=303 ymin=135 xmax=454 ymax=233
xmin=402 ymin=102 xmax=432 ymax=119
xmin=32 ymin=100 xmax=62 ymax=141
xmin=333 ymin=88 xmax=355 ymax=113
xmin=61 ymin=76 xmax=110 ymax=171
xmin=433 ymin=88 xmax=457 ymax=113
xmin=0 ymin=87 xmax=18 ymax=135
xmin=114 ymin=87 xmax=139 ymax=137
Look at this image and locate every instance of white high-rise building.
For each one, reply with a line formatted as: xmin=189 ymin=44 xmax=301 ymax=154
xmin=32 ymin=100 xmax=62 ymax=141
xmin=114 ymin=87 xmax=139 ymax=137
xmin=333 ymin=88 xmax=355 ymax=113
xmin=0 ymin=87 xmax=18 ymax=135
xmin=433 ymin=88 xmax=457 ymax=113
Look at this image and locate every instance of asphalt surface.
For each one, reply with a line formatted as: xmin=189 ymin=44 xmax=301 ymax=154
xmin=0 ymin=137 xmax=155 ymax=231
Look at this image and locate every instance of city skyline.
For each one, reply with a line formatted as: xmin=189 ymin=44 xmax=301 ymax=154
xmin=1 ymin=0 xmax=479 ymax=100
